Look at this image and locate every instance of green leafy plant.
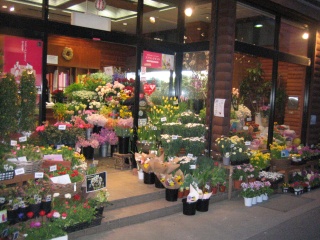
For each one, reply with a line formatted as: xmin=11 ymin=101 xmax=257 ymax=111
xmin=0 ymin=73 xmax=19 ymax=142
xmin=19 ymin=70 xmax=37 ymax=132
xmin=211 ymin=165 xmax=227 ymax=187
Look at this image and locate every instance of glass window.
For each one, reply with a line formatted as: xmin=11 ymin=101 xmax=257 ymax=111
xmin=232 ymin=53 xmax=272 ymax=148
xmin=236 ymin=3 xmax=275 ymax=49
xmin=0 ymin=0 xmax=42 ymax=19
xmin=279 ymin=19 xmax=308 ymax=57
xmin=181 ymin=51 xmax=208 ymax=113
xmin=184 ymin=3 xmax=211 ymax=43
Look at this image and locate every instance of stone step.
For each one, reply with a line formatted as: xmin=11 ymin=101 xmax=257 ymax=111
xmin=68 ymin=190 xmax=238 ymax=240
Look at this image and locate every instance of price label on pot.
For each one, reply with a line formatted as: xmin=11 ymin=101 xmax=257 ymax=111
xmin=35 ymin=172 xmax=44 ymax=178
xmin=50 ymin=165 xmax=57 ymax=172
xmin=93 ymin=160 xmax=99 ymax=165
xmin=190 ymin=165 xmax=196 ymax=169
xmin=161 ymin=117 xmax=167 ymax=122
xmin=245 ymin=141 xmax=251 ymax=146
xmin=19 ymin=136 xmax=27 ymax=142
xmin=243 ymin=126 xmax=248 ymax=130
xmin=15 ymin=168 xmax=25 ymax=175
xmin=76 ymin=147 xmax=81 ymax=153
xmin=10 ymin=140 xmax=17 ymax=146
xmin=58 ymin=125 xmax=66 ymax=130
xmin=187 ymin=153 xmax=193 ymax=158
xmin=172 ymin=135 xmax=178 ymax=140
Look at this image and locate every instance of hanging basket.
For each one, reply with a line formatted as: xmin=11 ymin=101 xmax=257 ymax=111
xmin=15 ymin=160 xmax=43 ymax=174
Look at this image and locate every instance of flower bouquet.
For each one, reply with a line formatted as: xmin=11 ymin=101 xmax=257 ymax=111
xmin=249 ymin=150 xmax=270 ymax=170
xmin=86 ymin=114 xmax=108 ymax=127
xmin=114 ymin=117 xmax=133 ymax=137
xmin=159 ymin=169 xmax=184 ymax=189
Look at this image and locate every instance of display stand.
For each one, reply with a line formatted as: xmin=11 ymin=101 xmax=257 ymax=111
xmin=0 ymin=173 xmax=35 ymax=186
xmin=113 ymin=152 xmax=133 ymax=170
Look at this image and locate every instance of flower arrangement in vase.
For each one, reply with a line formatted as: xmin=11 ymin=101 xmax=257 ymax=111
xmin=51 ymin=89 xmax=65 ymax=103
xmin=114 ymin=117 xmax=133 ymax=137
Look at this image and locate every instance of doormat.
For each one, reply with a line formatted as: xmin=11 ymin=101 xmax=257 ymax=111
xmin=260 ymin=194 xmax=314 ymax=212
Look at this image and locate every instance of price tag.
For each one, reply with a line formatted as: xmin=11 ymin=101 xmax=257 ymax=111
xmin=10 ymin=140 xmax=17 ymax=146
xmin=93 ymin=160 xmax=99 ymax=165
xmin=12 ymin=204 xmax=19 ymax=210
xmin=187 ymin=153 xmax=193 ymax=158
xmin=243 ymin=126 xmax=249 ymax=130
xmin=246 ymin=117 xmax=252 ymax=122
xmin=205 ymin=184 xmax=210 ymax=189
xmin=190 ymin=165 xmax=196 ymax=169
xmin=76 ymin=147 xmax=81 ymax=153
xmin=56 ymin=145 xmax=64 ymax=150
xmin=172 ymin=135 xmax=178 ymax=140
xmin=7 ymin=158 xmax=18 ymax=162
xmin=58 ymin=125 xmax=66 ymax=130
xmin=0 ymin=198 xmax=5 ymax=204
xmin=19 ymin=136 xmax=27 ymax=142
xmin=15 ymin=168 xmax=25 ymax=175
xmin=36 ymin=198 xmax=42 ymax=204
xmin=160 ymin=117 xmax=167 ymax=122
xmin=46 ymin=195 xmax=52 ymax=202
xmin=17 ymin=156 xmax=28 ymax=162
xmin=230 ymin=144 xmax=234 ymax=148
xmin=173 ymin=100 xmax=178 ymax=105
xmin=35 ymin=172 xmax=44 ymax=178
xmin=245 ymin=141 xmax=251 ymax=146
xmin=50 ymin=165 xmax=57 ymax=172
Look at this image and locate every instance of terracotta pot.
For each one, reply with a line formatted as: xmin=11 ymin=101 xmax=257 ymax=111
xmin=183 ymin=189 xmax=190 ymax=197
xmin=178 ymin=190 xmax=184 ymax=198
xmin=211 ymin=187 xmax=218 ymax=195
xmin=219 ymin=185 xmax=226 ymax=192
xmin=233 ymin=180 xmax=242 ymax=190
xmin=247 ymin=178 xmax=256 ymax=183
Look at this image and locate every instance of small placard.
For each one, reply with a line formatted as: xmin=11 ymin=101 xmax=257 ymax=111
xmin=35 ymin=172 xmax=44 ymax=178
xmin=172 ymin=135 xmax=178 ymax=140
xmin=245 ymin=141 xmax=251 ymax=146
xmin=86 ymin=171 xmax=107 ymax=193
xmin=187 ymin=153 xmax=193 ymax=158
xmin=15 ymin=168 xmax=25 ymax=175
xmin=160 ymin=117 xmax=167 ymax=122
xmin=0 ymin=198 xmax=5 ymax=204
xmin=173 ymin=100 xmax=178 ymax=105
xmin=76 ymin=147 xmax=81 ymax=153
xmin=19 ymin=136 xmax=27 ymax=142
xmin=7 ymin=158 xmax=18 ymax=162
xmin=281 ymin=149 xmax=289 ymax=158
xmin=190 ymin=165 xmax=196 ymax=169
xmin=46 ymin=195 xmax=52 ymax=202
xmin=10 ymin=140 xmax=17 ymax=146
xmin=92 ymin=160 xmax=99 ymax=165
xmin=50 ymin=165 xmax=57 ymax=172
xmin=246 ymin=117 xmax=252 ymax=122
xmin=243 ymin=126 xmax=249 ymax=130
xmin=56 ymin=145 xmax=64 ymax=150
xmin=58 ymin=125 xmax=66 ymax=130
xmin=17 ymin=156 xmax=28 ymax=162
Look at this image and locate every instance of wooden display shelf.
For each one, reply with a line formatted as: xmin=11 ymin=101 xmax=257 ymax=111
xmin=1 ymin=173 xmax=35 ymax=186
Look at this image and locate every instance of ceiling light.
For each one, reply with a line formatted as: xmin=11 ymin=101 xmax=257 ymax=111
xmin=9 ymin=6 xmax=14 ymax=11
xmin=2 ymin=5 xmax=7 ymax=9
xmin=149 ymin=17 xmax=156 ymax=24
xmin=302 ymin=32 xmax=309 ymax=40
xmin=184 ymin=7 xmax=193 ymax=17
xmin=123 ymin=23 xmax=127 ymax=26
xmin=197 ymin=28 xmax=201 ymax=31
xmin=254 ymin=24 xmax=263 ymax=28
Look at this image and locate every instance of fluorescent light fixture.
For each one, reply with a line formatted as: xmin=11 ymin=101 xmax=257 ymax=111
xmin=159 ymin=7 xmax=176 ymax=12
xmin=254 ymin=24 xmax=263 ymax=28
xmin=9 ymin=6 xmax=14 ymax=11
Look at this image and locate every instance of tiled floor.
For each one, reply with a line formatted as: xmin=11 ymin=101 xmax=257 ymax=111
xmin=86 ymin=156 xmax=162 ymax=201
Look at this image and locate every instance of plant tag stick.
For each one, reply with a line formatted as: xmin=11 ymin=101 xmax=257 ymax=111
xmin=50 ymin=165 xmax=57 ymax=172
xmin=19 ymin=136 xmax=27 ymax=142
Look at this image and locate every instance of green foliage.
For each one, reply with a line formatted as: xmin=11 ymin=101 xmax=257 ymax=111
xmin=211 ymin=165 xmax=227 ymax=187
xmin=19 ymin=70 xmax=37 ymax=132
xmin=0 ymin=73 xmax=19 ymax=141
xmin=64 ymin=83 xmax=85 ymax=98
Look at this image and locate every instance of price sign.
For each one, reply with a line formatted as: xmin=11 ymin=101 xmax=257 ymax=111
xmin=58 ymin=125 xmax=66 ymax=130
xmin=19 ymin=136 xmax=27 ymax=142
xmin=15 ymin=168 xmax=25 ymax=175
xmin=93 ymin=160 xmax=99 ymax=165
xmin=172 ymin=135 xmax=178 ymax=140
xmin=35 ymin=172 xmax=44 ymax=178
xmin=17 ymin=156 xmax=27 ymax=162
xmin=245 ymin=141 xmax=251 ymax=146
xmin=160 ymin=117 xmax=167 ymax=122
xmin=10 ymin=140 xmax=17 ymax=146
xmin=187 ymin=153 xmax=193 ymax=158
xmin=50 ymin=165 xmax=57 ymax=172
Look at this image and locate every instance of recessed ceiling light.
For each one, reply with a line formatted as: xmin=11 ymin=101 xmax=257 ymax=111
xmin=149 ymin=17 xmax=156 ymax=24
xmin=123 ymin=23 xmax=127 ymax=26
xmin=2 ymin=5 xmax=8 ymax=9
xmin=9 ymin=6 xmax=14 ymax=11
xmin=254 ymin=24 xmax=263 ymax=28
xmin=184 ymin=7 xmax=193 ymax=17
xmin=197 ymin=28 xmax=201 ymax=31
xmin=302 ymin=32 xmax=309 ymax=39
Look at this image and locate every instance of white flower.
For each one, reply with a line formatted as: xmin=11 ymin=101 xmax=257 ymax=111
xmin=53 ymin=212 xmax=61 ymax=218
xmin=65 ymin=193 xmax=71 ymax=199
xmin=53 ymin=193 xmax=60 ymax=198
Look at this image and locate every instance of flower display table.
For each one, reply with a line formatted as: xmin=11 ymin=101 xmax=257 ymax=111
xmin=113 ymin=152 xmax=133 ymax=170
xmin=276 ymin=160 xmax=318 ymax=183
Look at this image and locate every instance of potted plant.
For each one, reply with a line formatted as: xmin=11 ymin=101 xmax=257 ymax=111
xmin=232 ymin=166 xmax=246 ymax=189
xmin=211 ymin=165 xmax=227 ymax=194
xmin=215 ymin=135 xmax=232 ymax=165
xmin=91 ymin=189 xmax=110 ymax=215
xmin=51 ymin=89 xmax=65 ymax=103
xmin=114 ymin=117 xmax=133 ymax=154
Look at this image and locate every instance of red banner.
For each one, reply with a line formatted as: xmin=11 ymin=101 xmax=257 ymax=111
xmin=142 ymin=50 xmax=162 ymax=69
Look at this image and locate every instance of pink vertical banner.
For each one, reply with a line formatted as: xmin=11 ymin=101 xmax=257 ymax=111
xmin=3 ymin=36 xmax=43 ymax=86
xmin=142 ymin=50 xmax=162 ymax=69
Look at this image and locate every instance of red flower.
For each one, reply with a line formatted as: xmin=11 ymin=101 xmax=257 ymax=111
xmin=73 ymin=169 xmax=79 ymax=175
xmin=27 ymin=212 xmax=34 ymax=219
xmin=61 ymin=212 xmax=67 ymax=219
xmin=71 ymin=173 xmax=76 ymax=178
xmin=46 ymin=212 xmax=53 ymax=218
xmin=73 ymin=194 xmax=81 ymax=201
xmin=39 ymin=210 xmax=46 ymax=217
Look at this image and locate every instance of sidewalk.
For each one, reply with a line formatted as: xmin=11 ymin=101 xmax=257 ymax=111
xmin=77 ymin=188 xmax=320 ymax=240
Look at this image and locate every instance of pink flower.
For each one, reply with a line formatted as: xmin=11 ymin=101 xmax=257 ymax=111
xmin=36 ymin=125 xmax=45 ymax=132
xmin=61 ymin=212 xmax=67 ymax=219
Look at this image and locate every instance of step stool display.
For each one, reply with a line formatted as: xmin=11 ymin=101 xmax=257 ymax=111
xmin=114 ymin=152 xmax=133 ymax=170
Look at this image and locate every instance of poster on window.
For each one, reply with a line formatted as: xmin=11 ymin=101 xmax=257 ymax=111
xmin=142 ymin=51 xmax=174 ymax=70
xmin=86 ymin=171 xmax=107 ymax=193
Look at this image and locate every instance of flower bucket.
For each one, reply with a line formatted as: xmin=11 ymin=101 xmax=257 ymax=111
xmin=244 ymin=197 xmax=252 ymax=207
xmin=82 ymin=146 xmax=94 ymax=159
xmin=99 ymin=143 xmax=111 ymax=157
xmin=154 ymin=175 xmax=164 ymax=189
xmin=138 ymin=170 xmax=144 ymax=180
xmin=223 ymin=156 xmax=230 ymax=166
xmin=233 ymin=180 xmax=242 ymax=190
xmin=182 ymin=199 xmax=197 ymax=216
xmin=86 ymin=128 xmax=93 ymax=140
xmin=252 ymin=196 xmax=257 ymax=205
xmin=196 ymin=198 xmax=210 ymax=212
xmin=118 ymin=137 xmax=130 ymax=154
xmin=165 ymin=188 xmax=178 ymax=202
xmin=262 ymin=193 xmax=268 ymax=201
xmin=256 ymin=195 xmax=263 ymax=203
xmin=143 ymin=172 xmax=155 ymax=185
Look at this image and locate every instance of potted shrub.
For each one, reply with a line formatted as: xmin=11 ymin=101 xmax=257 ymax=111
xmin=211 ymin=165 xmax=227 ymax=194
